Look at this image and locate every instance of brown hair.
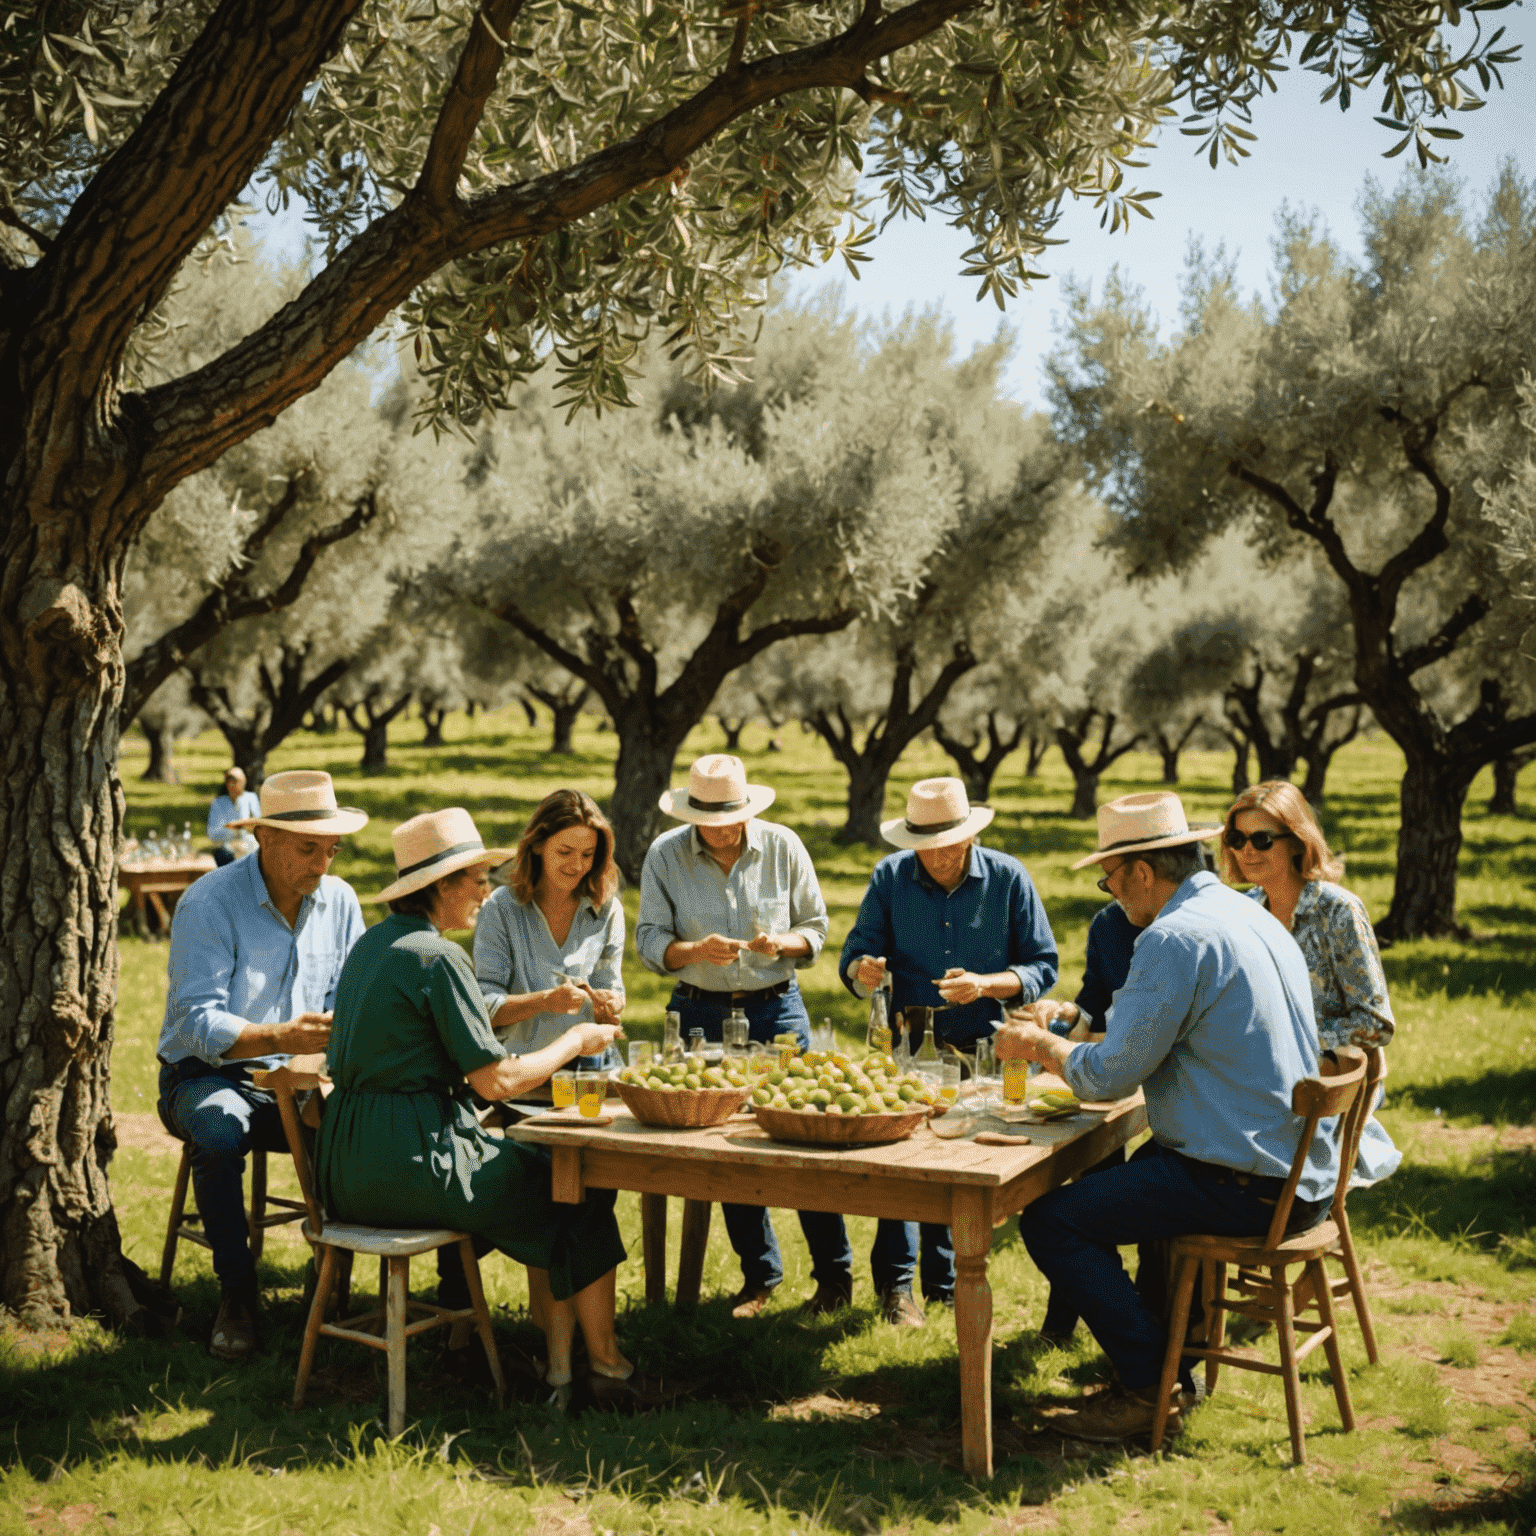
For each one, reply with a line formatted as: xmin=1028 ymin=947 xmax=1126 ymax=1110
xmin=1221 ymin=781 xmax=1344 ymax=885
xmin=508 ymin=789 xmax=620 ymax=908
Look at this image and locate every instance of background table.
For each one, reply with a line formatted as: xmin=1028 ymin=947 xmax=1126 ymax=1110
xmin=119 ymin=855 xmax=216 ymax=937
xmin=509 ymin=1081 xmax=1147 ymax=1475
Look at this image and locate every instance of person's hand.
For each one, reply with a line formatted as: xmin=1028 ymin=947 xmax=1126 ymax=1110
xmin=993 ymin=1017 xmax=1053 ymax=1064
xmin=582 ymin=985 xmax=625 ymax=1025
xmin=1015 ymin=998 xmax=1075 ymax=1031
xmin=936 ymin=967 xmax=983 ymax=1005
xmin=746 ymin=931 xmax=783 ymax=958
xmin=855 ymin=955 xmax=888 ymax=990
xmin=545 ymin=981 xmax=589 ymax=1014
xmin=573 ymin=1021 xmax=624 ymax=1057
xmin=276 ymin=1013 xmax=332 ymax=1053
xmin=694 ymin=933 xmax=747 ymax=966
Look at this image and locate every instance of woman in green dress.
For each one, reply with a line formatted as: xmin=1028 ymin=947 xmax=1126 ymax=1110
xmin=317 ymin=807 xmax=634 ymax=1399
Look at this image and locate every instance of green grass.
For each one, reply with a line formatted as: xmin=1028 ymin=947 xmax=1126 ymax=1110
xmin=5 ymin=710 xmax=1536 ymax=1535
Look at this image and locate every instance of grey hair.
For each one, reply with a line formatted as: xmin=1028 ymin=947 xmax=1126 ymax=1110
xmin=1132 ymin=842 xmax=1205 ymax=886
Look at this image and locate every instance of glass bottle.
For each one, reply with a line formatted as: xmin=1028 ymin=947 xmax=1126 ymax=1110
xmin=687 ymin=1027 xmax=705 ymax=1059
xmin=916 ymin=1014 xmax=941 ymax=1068
xmin=866 ymin=989 xmax=892 ymax=1056
xmin=663 ymin=1011 xmax=683 ymax=1062
xmin=181 ymin=821 xmax=193 ymax=858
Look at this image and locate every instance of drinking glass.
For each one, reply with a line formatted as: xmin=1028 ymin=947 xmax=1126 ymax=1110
xmin=576 ymin=1070 xmax=605 ymax=1118
xmin=931 ymin=1103 xmax=975 ymax=1140
xmin=551 ymin=1070 xmax=577 ymax=1109
xmin=972 ymin=1037 xmax=996 ymax=1107
xmin=939 ymin=1061 xmax=961 ymax=1105
xmin=811 ymin=1017 xmax=836 ymax=1055
xmin=628 ymin=1040 xmax=655 ymax=1072
xmin=1001 ymin=1056 xmax=1030 ymax=1106
xmin=722 ymin=1014 xmax=749 ymax=1058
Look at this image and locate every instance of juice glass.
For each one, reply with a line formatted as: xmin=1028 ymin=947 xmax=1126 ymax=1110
xmin=940 ymin=1061 xmax=961 ymax=1104
xmin=1001 ymin=1056 xmax=1030 ymax=1106
xmin=551 ymin=1070 xmax=576 ymax=1109
xmin=628 ymin=1040 xmax=655 ymax=1071
xmin=576 ymin=1070 xmax=605 ymax=1118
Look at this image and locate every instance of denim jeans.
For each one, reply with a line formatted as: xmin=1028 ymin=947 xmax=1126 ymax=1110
xmin=1019 ymin=1138 xmax=1329 ymax=1390
xmin=157 ymin=1061 xmax=290 ymax=1289
xmin=668 ymin=984 xmax=852 ymax=1292
xmin=1039 ymin=1145 xmax=1127 ymax=1336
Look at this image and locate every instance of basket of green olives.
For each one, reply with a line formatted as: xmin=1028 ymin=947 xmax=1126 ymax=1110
xmin=748 ymin=1050 xmax=940 ymax=1145
xmin=613 ymin=1058 xmax=751 ymax=1127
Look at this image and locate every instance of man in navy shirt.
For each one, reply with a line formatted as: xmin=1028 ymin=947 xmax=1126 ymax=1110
xmin=839 ymin=778 xmax=1058 ymax=1325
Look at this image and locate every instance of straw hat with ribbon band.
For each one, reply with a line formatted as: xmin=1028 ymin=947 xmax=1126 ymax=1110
xmin=658 ymin=754 xmax=775 ymax=826
xmin=225 ymin=769 xmax=368 ymax=836
xmin=374 ymin=808 xmax=516 ymax=904
xmin=1070 ymin=791 xmax=1222 ymax=871
xmin=881 ymin=778 xmax=995 ymax=850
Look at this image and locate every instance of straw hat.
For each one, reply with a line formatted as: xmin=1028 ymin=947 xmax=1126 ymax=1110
xmin=1070 ymin=791 xmax=1221 ymax=870
xmin=226 ymin=769 xmax=368 ymax=836
xmin=374 ymin=808 xmax=516 ymax=903
xmin=881 ymin=778 xmax=994 ymax=850
xmin=658 ymin=754 xmax=775 ymax=826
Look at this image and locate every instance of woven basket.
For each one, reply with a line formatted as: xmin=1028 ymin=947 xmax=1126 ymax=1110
xmin=613 ymin=1079 xmax=749 ymax=1129
xmin=752 ymin=1103 xmax=928 ymax=1146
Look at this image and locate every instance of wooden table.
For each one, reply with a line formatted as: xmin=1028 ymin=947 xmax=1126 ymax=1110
xmin=508 ymin=1081 xmax=1147 ymax=1476
xmin=119 ymin=856 xmax=216 ymax=937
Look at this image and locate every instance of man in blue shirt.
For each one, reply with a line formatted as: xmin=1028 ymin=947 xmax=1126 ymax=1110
xmin=206 ymin=766 xmax=261 ymax=867
xmin=840 ymin=778 xmax=1058 ymax=1325
xmin=157 ymin=770 xmax=367 ymax=1361
xmin=997 ymin=791 xmax=1339 ymax=1443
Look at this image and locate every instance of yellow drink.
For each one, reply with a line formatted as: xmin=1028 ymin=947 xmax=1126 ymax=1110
xmin=578 ymin=1090 xmax=603 ymax=1118
xmin=940 ymin=1083 xmax=959 ymax=1104
xmin=1002 ymin=1057 xmax=1030 ymax=1106
xmin=551 ymin=1074 xmax=576 ymax=1109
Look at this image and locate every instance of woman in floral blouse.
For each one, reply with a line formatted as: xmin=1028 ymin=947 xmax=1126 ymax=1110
xmin=1222 ymin=781 xmax=1400 ymax=1185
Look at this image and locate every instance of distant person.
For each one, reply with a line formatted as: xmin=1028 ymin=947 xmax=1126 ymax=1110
xmin=158 ymin=771 xmax=367 ymax=1362
xmin=207 ymin=767 xmax=260 ymax=866
xmin=841 ymin=777 xmax=1058 ymax=1325
xmin=1223 ymin=781 xmax=1400 ymax=1186
xmin=636 ymin=753 xmax=849 ymax=1320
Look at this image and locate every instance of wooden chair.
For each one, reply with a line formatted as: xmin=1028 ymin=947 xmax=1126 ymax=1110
xmin=1150 ymin=1048 xmax=1368 ymax=1465
xmin=159 ymin=1144 xmax=307 ymax=1286
xmin=254 ymin=1066 xmax=506 ymax=1436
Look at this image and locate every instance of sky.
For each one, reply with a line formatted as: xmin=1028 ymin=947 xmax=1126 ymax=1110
xmin=255 ymin=6 xmax=1536 ymax=410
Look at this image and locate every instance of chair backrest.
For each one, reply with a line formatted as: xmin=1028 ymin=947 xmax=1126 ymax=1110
xmin=1330 ymin=1044 xmax=1385 ymax=1212
xmin=1261 ymin=1047 xmax=1367 ymax=1252
xmin=251 ymin=1066 xmax=328 ymax=1232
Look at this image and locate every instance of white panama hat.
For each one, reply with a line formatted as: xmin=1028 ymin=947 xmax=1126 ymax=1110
xmin=658 ymin=754 xmax=775 ymax=826
xmin=226 ymin=769 xmax=368 ymax=836
xmin=374 ymin=807 xmax=516 ymax=903
xmin=881 ymin=778 xmax=995 ymax=850
xmin=1070 ymin=791 xmax=1222 ymax=870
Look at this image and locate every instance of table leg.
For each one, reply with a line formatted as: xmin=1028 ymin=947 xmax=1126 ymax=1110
xmin=952 ymin=1186 xmax=995 ymax=1478
xmin=676 ymin=1200 xmax=711 ymax=1311
xmin=641 ymin=1193 xmax=668 ymax=1307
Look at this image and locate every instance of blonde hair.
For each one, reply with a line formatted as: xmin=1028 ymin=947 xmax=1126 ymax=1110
xmin=508 ymin=789 xmax=620 ymax=908
xmin=1222 ymin=781 xmax=1343 ymax=885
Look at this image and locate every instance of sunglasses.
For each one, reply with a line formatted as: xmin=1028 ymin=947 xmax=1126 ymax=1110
xmin=1095 ymin=859 xmax=1131 ymax=895
xmin=1224 ymin=827 xmax=1295 ymax=852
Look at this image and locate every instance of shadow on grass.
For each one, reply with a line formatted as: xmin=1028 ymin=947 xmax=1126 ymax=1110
xmin=1349 ymin=1144 xmax=1536 ymax=1256
xmin=1383 ymin=947 xmax=1536 ymax=1000
xmin=0 ymin=1261 xmax=1096 ymax=1528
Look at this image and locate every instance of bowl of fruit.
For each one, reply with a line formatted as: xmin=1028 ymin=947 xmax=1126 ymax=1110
xmin=749 ymin=1050 xmax=940 ymax=1145
xmin=613 ymin=1058 xmax=752 ymax=1128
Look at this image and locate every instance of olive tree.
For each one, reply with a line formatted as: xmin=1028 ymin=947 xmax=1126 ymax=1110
xmin=0 ymin=0 xmax=1513 ymax=1329
xmin=1049 ymin=169 xmax=1536 ymax=938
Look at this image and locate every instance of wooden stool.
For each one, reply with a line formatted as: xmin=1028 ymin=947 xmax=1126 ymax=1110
xmin=257 ymin=1066 xmax=505 ymax=1436
xmin=159 ymin=1143 xmax=307 ymax=1287
xmin=1151 ymin=1049 xmax=1369 ymax=1465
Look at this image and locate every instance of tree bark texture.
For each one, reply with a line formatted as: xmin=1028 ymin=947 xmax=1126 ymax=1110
xmin=1299 ymin=705 xmax=1364 ymax=808
xmin=1386 ymin=759 xmax=1478 ymax=941
xmin=810 ymin=644 xmax=977 ymax=846
xmin=139 ymin=720 xmax=180 ymax=785
xmin=932 ymin=713 xmax=1024 ymax=803
xmin=1487 ymin=751 xmax=1534 ymax=816
xmin=1054 ymin=709 xmax=1143 ymax=821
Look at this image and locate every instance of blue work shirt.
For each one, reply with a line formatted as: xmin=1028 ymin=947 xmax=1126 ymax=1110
xmin=838 ymin=844 xmax=1058 ymax=1046
xmin=206 ymin=790 xmax=261 ymax=847
xmin=158 ymin=850 xmax=366 ymax=1069
xmin=1062 ymin=871 xmax=1340 ymax=1203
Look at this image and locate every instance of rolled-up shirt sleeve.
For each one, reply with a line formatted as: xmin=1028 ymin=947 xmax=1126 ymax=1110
xmin=1062 ymin=929 xmax=1198 ymax=1103
xmin=635 ymin=850 xmax=679 ymax=976
xmin=786 ymin=837 xmax=829 ymax=968
xmin=164 ymin=897 xmax=247 ymax=1064
xmin=839 ymin=875 xmax=892 ymax=999
xmin=472 ymin=894 xmax=517 ymax=1019
xmin=1006 ymin=873 xmax=1058 ymax=1004
xmin=592 ymin=900 xmax=627 ymax=1000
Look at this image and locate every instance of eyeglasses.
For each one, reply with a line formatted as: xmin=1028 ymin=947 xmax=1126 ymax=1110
xmin=1224 ymin=827 xmax=1295 ymax=852
xmin=1096 ymin=858 xmax=1131 ymax=895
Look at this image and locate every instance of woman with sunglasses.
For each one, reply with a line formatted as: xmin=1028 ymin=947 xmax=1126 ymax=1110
xmin=1223 ymin=782 xmax=1399 ymax=1184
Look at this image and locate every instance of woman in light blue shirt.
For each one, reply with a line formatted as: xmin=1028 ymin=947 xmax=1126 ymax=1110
xmin=474 ymin=789 xmax=625 ymax=1069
